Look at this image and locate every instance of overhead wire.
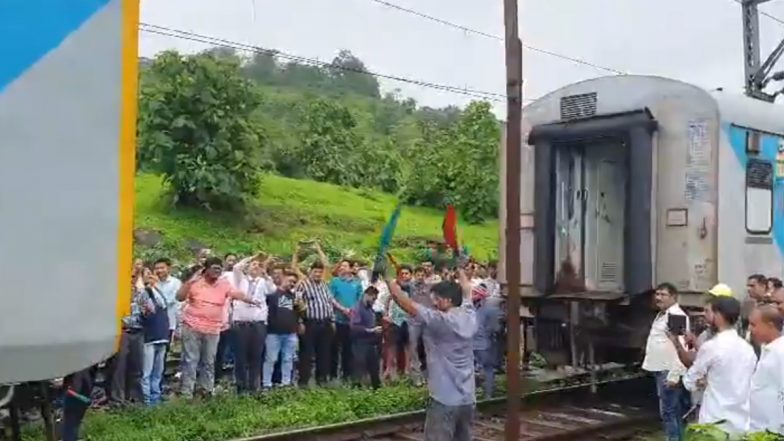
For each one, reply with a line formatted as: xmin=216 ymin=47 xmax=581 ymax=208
xmin=139 ymin=23 xmax=508 ymax=102
xmin=367 ymin=0 xmax=627 ymax=75
xmin=733 ymin=0 xmax=784 ymax=25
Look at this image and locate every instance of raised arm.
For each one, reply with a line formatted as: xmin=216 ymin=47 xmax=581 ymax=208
xmin=456 ymin=267 xmax=472 ymax=304
xmin=314 ymin=242 xmax=330 ymax=275
xmin=176 ymin=277 xmax=198 ymax=302
xmin=387 ymin=278 xmax=418 ymax=317
xmin=232 ymin=255 xmax=253 ymax=288
xmin=670 ymin=334 xmax=697 ymax=368
xmin=290 ymin=244 xmax=306 ymax=280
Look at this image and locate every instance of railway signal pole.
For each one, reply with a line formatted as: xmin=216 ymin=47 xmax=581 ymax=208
xmin=503 ymin=0 xmax=523 ymax=440
xmin=742 ymin=0 xmax=784 ymax=101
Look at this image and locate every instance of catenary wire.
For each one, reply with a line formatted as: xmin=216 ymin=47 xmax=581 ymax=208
xmin=140 ymin=23 xmax=510 ymax=102
xmin=367 ymin=0 xmax=627 ymax=75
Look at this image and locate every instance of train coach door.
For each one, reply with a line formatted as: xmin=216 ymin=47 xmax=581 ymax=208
xmin=584 ymin=141 xmax=626 ymax=292
xmin=529 ymin=109 xmax=655 ymax=297
xmin=554 ymin=147 xmax=585 ymax=280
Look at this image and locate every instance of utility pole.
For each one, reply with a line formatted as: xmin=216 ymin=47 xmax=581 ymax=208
xmin=742 ymin=0 xmax=784 ymax=101
xmin=503 ymin=0 xmax=523 ymax=439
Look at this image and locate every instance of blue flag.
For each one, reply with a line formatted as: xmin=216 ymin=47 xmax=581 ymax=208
xmin=372 ymin=202 xmax=403 ymax=282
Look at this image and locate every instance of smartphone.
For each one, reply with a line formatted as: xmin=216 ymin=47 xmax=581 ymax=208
xmin=668 ymin=314 xmax=687 ymax=336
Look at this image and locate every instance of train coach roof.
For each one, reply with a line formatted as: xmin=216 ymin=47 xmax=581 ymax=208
xmin=711 ymin=90 xmax=784 ymax=136
xmin=524 ymin=75 xmax=784 ymax=137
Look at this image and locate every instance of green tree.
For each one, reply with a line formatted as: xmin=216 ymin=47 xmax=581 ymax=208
xmin=353 ymin=138 xmax=403 ymax=193
xmin=449 ymin=101 xmax=500 ymax=222
xmin=242 ymin=51 xmax=281 ymax=85
xmin=295 ymin=98 xmax=362 ymax=186
xmin=402 ymin=101 xmax=500 ymax=223
xmin=329 ymin=50 xmax=380 ymax=98
xmin=137 ymin=50 xmax=264 ymax=210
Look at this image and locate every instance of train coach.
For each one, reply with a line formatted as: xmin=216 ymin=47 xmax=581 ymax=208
xmin=0 ymin=0 xmax=139 ymax=387
xmin=500 ymin=74 xmax=784 ymax=367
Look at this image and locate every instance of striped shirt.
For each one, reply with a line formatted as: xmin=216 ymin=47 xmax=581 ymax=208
xmin=122 ymin=288 xmax=145 ymax=330
xmin=296 ymin=278 xmax=334 ymax=321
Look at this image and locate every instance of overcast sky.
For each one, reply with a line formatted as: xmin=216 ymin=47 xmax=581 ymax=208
xmin=139 ymin=0 xmax=784 ymax=116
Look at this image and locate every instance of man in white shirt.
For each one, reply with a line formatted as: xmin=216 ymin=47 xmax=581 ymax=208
xmin=748 ymin=304 xmax=784 ymax=433
xmin=642 ymin=283 xmax=690 ymax=441
xmin=230 ymin=255 xmax=273 ymax=394
xmin=683 ymin=296 xmax=757 ymax=435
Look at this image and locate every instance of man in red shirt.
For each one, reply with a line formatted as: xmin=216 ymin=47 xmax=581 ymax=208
xmin=176 ymin=256 xmax=260 ymax=398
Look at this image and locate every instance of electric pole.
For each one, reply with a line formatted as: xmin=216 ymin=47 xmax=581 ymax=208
xmin=742 ymin=0 xmax=784 ymax=101
xmin=503 ymin=0 xmax=523 ymax=439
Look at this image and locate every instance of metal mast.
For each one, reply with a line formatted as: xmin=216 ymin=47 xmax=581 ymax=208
xmin=742 ymin=0 xmax=784 ymax=101
xmin=503 ymin=0 xmax=523 ymax=439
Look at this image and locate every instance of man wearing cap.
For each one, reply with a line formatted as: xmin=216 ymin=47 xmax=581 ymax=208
xmin=387 ymin=268 xmax=477 ymax=441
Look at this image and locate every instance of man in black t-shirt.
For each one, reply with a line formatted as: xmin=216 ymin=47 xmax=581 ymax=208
xmin=263 ymin=272 xmax=302 ymax=388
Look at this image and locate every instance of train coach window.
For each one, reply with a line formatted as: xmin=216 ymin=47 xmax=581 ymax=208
xmin=746 ymin=130 xmax=761 ymax=154
xmin=746 ymin=158 xmax=773 ymax=234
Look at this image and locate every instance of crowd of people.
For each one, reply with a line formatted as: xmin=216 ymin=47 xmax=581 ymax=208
xmin=642 ymin=274 xmax=784 ymax=440
xmin=58 ymin=241 xmax=504 ymax=440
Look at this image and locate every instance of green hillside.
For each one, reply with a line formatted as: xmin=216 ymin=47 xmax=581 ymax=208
xmin=134 ymin=173 xmax=499 ymax=265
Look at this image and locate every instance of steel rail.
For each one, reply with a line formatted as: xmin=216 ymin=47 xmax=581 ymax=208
xmin=228 ymin=373 xmax=651 ymax=441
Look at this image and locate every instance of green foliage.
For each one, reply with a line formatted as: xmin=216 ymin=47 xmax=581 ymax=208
xmin=402 ymin=101 xmax=501 ymax=223
xmin=295 ymin=98 xmax=363 ymax=186
xmin=137 ymin=51 xmax=264 ymax=210
xmin=328 ymin=49 xmax=381 ymax=98
xmin=21 ymin=368 xmax=644 ymax=441
xmin=685 ymin=423 xmax=784 ymax=441
xmin=136 ymin=47 xmax=502 ymax=222
xmin=133 ymin=173 xmax=498 ymax=265
xmin=21 ymin=384 xmax=428 ymax=441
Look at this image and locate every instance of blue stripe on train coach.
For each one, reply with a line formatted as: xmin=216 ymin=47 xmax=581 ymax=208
xmin=0 ymin=0 xmax=110 ymax=93
xmin=725 ymin=123 xmax=784 ymax=255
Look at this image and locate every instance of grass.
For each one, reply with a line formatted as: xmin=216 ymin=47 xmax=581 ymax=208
xmin=20 ymin=368 xmax=645 ymax=441
xmin=21 ymin=384 xmax=430 ymax=441
xmin=134 ymin=173 xmax=499 ymax=265
xmin=20 ymin=376 xmax=527 ymax=441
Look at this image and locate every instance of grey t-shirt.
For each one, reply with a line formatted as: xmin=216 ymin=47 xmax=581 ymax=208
xmin=473 ymin=298 xmax=503 ymax=351
xmin=414 ymin=302 xmax=478 ymax=406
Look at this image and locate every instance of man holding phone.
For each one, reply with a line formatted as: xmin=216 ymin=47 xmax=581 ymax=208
xmin=642 ymin=282 xmax=690 ymax=441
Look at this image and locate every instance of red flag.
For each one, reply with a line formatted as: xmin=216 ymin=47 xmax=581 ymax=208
xmin=442 ymin=205 xmax=459 ymax=253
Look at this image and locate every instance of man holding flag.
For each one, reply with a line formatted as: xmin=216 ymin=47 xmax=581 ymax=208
xmin=386 ymin=267 xmax=477 ymax=441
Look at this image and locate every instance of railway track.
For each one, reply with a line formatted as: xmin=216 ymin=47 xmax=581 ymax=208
xmin=231 ymin=374 xmax=658 ymax=441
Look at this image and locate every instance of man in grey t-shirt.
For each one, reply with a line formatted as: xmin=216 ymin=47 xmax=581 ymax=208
xmin=388 ymin=270 xmax=478 ymax=441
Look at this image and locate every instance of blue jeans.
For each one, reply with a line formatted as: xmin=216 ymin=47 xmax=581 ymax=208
xmin=474 ymin=348 xmax=496 ymax=400
xmin=142 ymin=342 xmax=166 ymax=405
xmin=654 ymin=371 xmax=688 ymax=441
xmin=263 ymin=333 xmax=298 ymax=387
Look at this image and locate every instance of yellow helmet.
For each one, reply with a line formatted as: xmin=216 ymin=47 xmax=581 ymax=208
xmin=708 ymin=283 xmax=733 ymax=298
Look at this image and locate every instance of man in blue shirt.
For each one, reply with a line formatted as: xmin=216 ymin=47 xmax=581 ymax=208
xmin=350 ymin=286 xmax=382 ymax=389
xmin=387 ymin=268 xmax=477 ymax=441
xmin=152 ymin=257 xmax=181 ymax=393
xmin=473 ymin=293 xmax=503 ymax=399
xmin=140 ymin=272 xmax=170 ymax=406
xmin=329 ymin=259 xmax=363 ymax=381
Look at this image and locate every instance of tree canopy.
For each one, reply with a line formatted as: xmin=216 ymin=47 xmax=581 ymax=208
xmin=136 ymin=47 xmax=501 ymax=222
